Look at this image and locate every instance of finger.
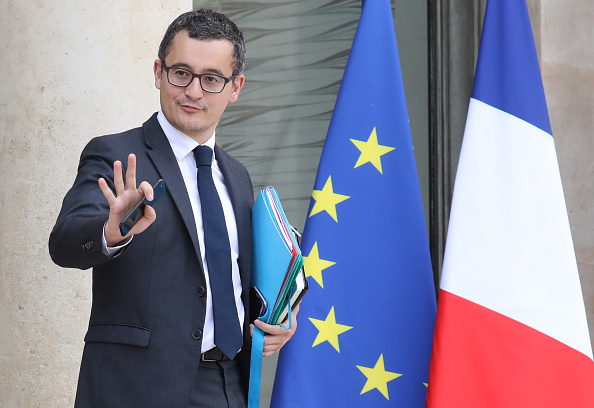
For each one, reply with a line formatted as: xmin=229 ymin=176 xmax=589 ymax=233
xmin=263 ymin=333 xmax=286 ymax=347
xmin=143 ymin=203 xmax=157 ymax=222
xmin=98 ymin=178 xmax=117 ymax=207
xmin=262 ymin=335 xmax=289 ymax=357
xmin=254 ymin=319 xmax=282 ymax=335
xmin=129 ymin=204 xmax=157 ymax=235
xmin=137 ymin=180 xmax=154 ymax=201
xmin=257 ymin=323 xmax=294 ymax=345
xmin=125 ymin=154 xmax=137 ymax=191
xmin=290 ymin=305 xmax=300 ymax=328
xmin=262 ymin=347 xmax=280 ymax=358
xmin=260 ymin=322 xmax=297 ymax=357
xmin=113 ymin=160 xmax=125 ymax=196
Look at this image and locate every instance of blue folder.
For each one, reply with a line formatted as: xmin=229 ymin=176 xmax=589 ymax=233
xmin=251 ymin=186 xmax=303 ymax=324
xmin=248 ymin=186 xmax=304 ymax=407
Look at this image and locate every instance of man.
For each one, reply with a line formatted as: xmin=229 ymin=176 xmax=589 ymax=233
xmin=49 ymin=9 xmax=297 ymax=408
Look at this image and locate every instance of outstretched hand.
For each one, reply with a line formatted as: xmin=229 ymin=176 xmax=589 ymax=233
xmin=250 ymin=302 xmax=300 ymax=357
xmin=98 ymin=154 xmax=157 ymax=246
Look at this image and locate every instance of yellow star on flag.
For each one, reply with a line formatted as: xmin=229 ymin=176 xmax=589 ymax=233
xmin=309 ymin=306 xmax=353 ymax=352
xmin=309 ymin=176 xmax=350 ymax=222
xmin=350 ymin=127 xmax=395 ymax=174
xmin=356 ymin=354 xmax=402 ymax=400
xmin=303 ymin=242 xmax=336 ymax=288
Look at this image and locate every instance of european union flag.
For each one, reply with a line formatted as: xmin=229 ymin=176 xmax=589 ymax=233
xmin=270 ymin=0 xmax=437 ymax=406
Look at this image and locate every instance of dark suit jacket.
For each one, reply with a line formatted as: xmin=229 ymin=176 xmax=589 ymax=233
xmin=49 ymin=113 xmax=254 ymax=407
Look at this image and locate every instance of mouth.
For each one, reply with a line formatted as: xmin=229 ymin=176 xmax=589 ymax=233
xmin=178 ymin=101 xmax=206 ymax=113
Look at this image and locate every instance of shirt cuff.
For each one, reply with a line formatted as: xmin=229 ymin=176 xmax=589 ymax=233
xmin=101 ymin=223 xmax=133 ymax=256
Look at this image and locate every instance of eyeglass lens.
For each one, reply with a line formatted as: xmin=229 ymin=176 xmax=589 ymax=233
xmin=167 ymin=68 xmax=227 ymax=93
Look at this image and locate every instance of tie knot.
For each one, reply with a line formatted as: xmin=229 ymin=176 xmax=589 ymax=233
xmin=193 ymin=145 xmax=213 ymax=167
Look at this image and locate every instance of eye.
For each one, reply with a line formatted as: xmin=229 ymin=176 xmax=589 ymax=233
xmin=203 ymin=75 xmax=223 ymax=84
xmin=172 ymin=69 xmax=190 ymax=78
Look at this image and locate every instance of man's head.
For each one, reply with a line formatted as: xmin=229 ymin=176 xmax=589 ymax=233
xmin=158 ymin=9 xmax=246 ymax=76
xmin=154 ymin=9 xmax=246 ymax=143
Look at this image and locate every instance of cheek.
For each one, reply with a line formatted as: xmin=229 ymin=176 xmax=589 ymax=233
xmin=209 ymin=100 xmax=229 ymax=116
xmin=161 ymin=86 xmax=182 ymax=105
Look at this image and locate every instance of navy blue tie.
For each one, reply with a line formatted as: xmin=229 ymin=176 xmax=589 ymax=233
xmin=193 ymin=145 xmax=242 ymax=359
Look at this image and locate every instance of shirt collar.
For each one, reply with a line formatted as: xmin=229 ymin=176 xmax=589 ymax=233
xmin=157 ymin=110 xmax=216 ymax=162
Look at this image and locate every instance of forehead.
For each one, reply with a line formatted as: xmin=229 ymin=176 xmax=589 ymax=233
xmin=165 ymin=31 xmax=235 ymax=74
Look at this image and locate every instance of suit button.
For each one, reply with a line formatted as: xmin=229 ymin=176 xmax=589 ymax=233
xmin=197 ymin=286 xmax=206 ymax=297
xmin=192 ymin=330 xmax=202 ymax=340
xmin=82 ymin=241 xmax=94 ymax=251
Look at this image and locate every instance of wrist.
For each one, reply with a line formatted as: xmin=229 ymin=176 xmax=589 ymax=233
xmin=104 ymin=220 xmax=127 ymax=247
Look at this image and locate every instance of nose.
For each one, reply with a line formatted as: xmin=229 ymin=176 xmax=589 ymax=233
xmin=184 ymin=77 xmax=204 ymax=100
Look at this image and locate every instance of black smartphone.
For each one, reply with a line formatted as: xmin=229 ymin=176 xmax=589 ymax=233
xmin=119 ymin=179 xmax=166 ymax=236
xmin=249 ymin=286 xmax=268 ymax=323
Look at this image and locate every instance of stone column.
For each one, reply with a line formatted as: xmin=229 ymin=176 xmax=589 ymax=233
xmin=0 ymin=1 xmax=190 ymax=406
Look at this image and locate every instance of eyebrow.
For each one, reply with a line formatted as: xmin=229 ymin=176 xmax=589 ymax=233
xmin=168 ymin=62 xmax=229 ymax=78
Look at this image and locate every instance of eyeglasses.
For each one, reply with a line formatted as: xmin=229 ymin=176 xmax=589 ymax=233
xmin=161 ymin=61 xmax=236 ymax=94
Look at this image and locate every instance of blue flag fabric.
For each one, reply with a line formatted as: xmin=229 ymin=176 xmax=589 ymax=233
xmin=270 ymin=1 xmax=437 ymax=406
xmin=471 ymin=0 xmax=552 ymax=134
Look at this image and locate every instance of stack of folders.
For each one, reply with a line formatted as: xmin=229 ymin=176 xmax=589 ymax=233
xmin=251 ymin=186 xmax=307 ymax=326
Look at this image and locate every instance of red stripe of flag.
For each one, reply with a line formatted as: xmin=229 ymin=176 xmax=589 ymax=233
xmin=427 ymin=290 xmax=594 ymax=407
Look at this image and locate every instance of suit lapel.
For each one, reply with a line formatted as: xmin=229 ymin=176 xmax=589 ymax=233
xmin=215 ymin=145 xmax=253 ymax=296
xmin=214 ymin=146 xmax=243 ymax=219
xmin=142 ymin=114 xmax=203 ymax=265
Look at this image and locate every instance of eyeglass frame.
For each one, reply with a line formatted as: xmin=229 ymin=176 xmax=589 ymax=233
xmin=160 ymin=61 xmax=237 ymax=94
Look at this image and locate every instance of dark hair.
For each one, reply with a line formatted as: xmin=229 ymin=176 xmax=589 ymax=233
xmin=158 ymin=9 xmax=246 ymax=75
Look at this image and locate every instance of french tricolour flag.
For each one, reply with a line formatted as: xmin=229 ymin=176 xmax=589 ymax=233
xmin=426 ymin=0 xmax=594 ymax=406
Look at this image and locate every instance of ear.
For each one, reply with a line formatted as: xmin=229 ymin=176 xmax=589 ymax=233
xmin=154 ymin=59 xmax=163 ymax=90
xmin=228 ymin=74 xmax=245 ymax=103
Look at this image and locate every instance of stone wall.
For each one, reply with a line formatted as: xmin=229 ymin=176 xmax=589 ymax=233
xmin=0 ymin=1 xmax=189 ymax=406
xmin=540 ymin=0 xmax=594 ymax=345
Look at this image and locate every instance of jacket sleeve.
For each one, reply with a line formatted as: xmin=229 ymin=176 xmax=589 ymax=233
xmin=49 ymin=136 xmax=127 ymax=270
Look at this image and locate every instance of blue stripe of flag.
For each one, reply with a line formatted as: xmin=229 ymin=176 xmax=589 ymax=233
xmin=472 ymin=0 xmax=552 ymax=135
